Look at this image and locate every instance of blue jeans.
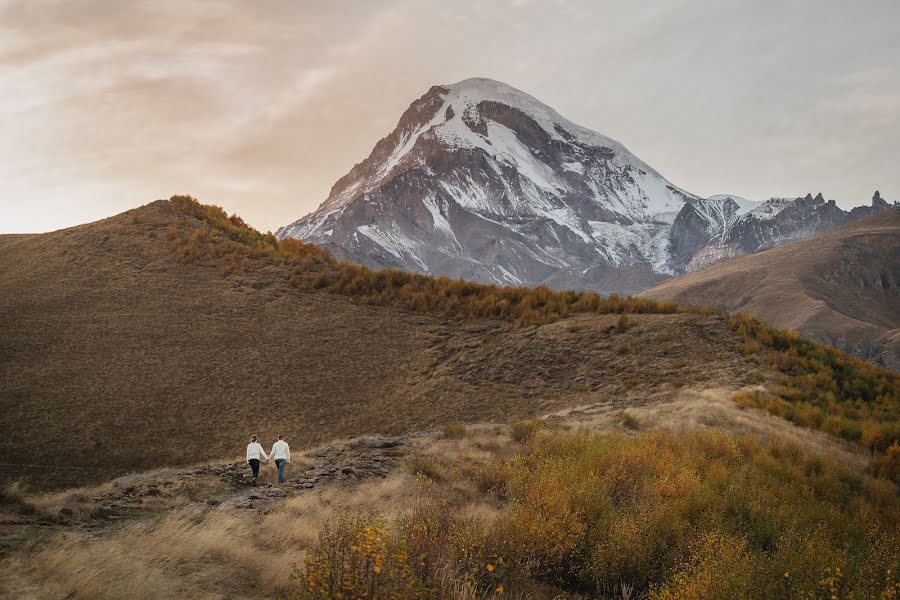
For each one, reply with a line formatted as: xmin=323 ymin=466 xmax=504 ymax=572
xmin=275 ymin=459 xmax=286 ymax=483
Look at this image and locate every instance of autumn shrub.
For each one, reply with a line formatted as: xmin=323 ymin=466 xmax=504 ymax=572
xmin=407 ymin=455 xmax=443 ymax=482
xmin=868 ymin=442 xmax=900 ymax=483
xmin=489 ymin=430 xmax=899 ymax=597
xmin=293 ymin=516 xmax=428 ymax=599
xmin=729 ymin=314 xmax=900 ymax=472
xmin=444 ymin=423 xmax=468 ymax=439
xmin=509 ymin=420 xmax=542 ymax=444
xmin=292 ymin=503 xmax=500 ymax=599
xmin=294 ymin=430 xmax=898 ymax=598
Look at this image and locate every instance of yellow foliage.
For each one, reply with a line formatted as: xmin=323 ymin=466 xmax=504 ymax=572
xmin=294 ymin=429 xmax=899 ymax=598
xmin=729 ymin=313 xmax=900 ymax=480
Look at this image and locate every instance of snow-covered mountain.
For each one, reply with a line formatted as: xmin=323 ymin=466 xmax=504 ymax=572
xmin=279 ymin=78 xmax=897 ymax=293
xmin=278 ymin=78 xmax=698 ymax=293
xmin=672 ymin=192 xmax=897 ymax=271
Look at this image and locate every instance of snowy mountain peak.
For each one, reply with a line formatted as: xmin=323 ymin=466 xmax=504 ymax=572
xmin=437 ymin=77 xmax=627 ymax=155
xmin=312 ymin=78 xmax=691 ymax=224
xmin=279 ymin=78 xmax=702 ymax=293
xmin=705 ymin=194 xmax=762 ymax=215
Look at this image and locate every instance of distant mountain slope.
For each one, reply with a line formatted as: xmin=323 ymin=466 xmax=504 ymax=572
xmin=0 ymin=199 xmax=751 ymax=489
xmin=279 ymin=77 xmax=700 ymax=294
xmin=671 ymin=192 xmax=897 ymax=272
xmin=642 ymin=209 xmax=900 ymax=369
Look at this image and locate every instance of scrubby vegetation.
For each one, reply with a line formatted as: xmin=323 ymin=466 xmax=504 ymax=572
xmin=509 ymin=420 xmax=543 ymax=444
xmin=295 ymin=429 xmax=899 ymax=599
xmin=408 ymin=455 xmax=443 ymax=482
xmin=730 ymin=314 xmax=900 ymax=477
xmin=444 ymin=423 xmax=468 ymax=439
xmin=168 ymin=196 xmax=678 ymax=325
xmin=293 ymin=505 xmax=496 ymax=600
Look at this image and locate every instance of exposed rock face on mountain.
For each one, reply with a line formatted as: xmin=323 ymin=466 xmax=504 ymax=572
xmin=643 ymin=209 xmax=900 ymax=370
xmin=669 ymin=194 xmax=760 ymax=265
xmin=670 ymin=192 xmax=899 ymax=272
xmin=278 ymin=78 xmax=698 ymax=294
xmin=279 ymin=78 xmax=896 ymax=293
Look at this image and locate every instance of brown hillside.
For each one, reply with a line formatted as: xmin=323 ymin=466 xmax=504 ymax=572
xmin=0 ymin=200 xmax=752 ymax=489
xmin=641 ymin=210 xmax=900 ymax=370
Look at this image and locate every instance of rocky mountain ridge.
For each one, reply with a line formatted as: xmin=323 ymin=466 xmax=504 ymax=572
xmin=672 ymin=191 xmax=897 ymax=272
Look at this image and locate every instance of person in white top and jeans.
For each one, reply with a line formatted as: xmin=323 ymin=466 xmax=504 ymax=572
xmin=246 ymin=435 xmax=268 ymax=486
xmin=270 ymin=434 xmax=291 ymax=484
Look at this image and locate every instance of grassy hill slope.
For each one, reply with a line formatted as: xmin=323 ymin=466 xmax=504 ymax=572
xmin=0 ymin=199 xmax=749 ymax=489
xmin=641 ymin=210 xmax=900 ymax=370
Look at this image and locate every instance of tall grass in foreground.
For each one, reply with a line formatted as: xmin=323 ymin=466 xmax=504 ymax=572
xmin=295 ymin=430 xmax=899 ymax=599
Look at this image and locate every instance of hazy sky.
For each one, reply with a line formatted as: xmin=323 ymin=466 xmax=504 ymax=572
xmin=2 ymin=0 xmax=898 ymax=234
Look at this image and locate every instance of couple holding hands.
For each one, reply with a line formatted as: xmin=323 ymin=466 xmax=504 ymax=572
xmin=246 ymin=434 xmax=291 ymax=486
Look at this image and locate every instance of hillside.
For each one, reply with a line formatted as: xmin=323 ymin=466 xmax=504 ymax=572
xmin=0 ymin=199 xmax=750 ymax=489
xmin=2 ymin=198 xmax=898 ymax=599
xmin=642 ymin=209 xmax=900 ymax=369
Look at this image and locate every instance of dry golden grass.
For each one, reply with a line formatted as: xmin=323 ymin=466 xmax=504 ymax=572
xmin=1 ymin=405 xmax=896 ymax=600
xmin=259 ymin=474 xmax=420 ymax=549
xmin=1 ymin=473 xmax=422 ymax=600
xmin=549 ymin=386 xmax=871 ymax=473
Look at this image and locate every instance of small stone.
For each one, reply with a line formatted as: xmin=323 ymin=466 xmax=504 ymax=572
xmin=360 ymin=436 xmax=402 ymax=449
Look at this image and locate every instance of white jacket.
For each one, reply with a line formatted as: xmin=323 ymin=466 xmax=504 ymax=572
xmin=270 ymin=440 xmax=291 ymax=462
xmin=246 ymin=442 xmax=268 ymax=462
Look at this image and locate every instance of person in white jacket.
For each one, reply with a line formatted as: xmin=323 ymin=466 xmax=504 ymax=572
xmin=246 ymin=435 xmax=268 ymax=486
xmin=269 ymin=434 xmax=291 ymax=484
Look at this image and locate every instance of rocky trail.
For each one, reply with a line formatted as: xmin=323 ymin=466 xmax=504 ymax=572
xmin=0 ymin=435 xmax=416 ymax=555
xmin=115 ymin=435 xmax=410 ymax=512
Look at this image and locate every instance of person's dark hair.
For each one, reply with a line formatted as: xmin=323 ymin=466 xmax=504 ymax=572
xmin=278 ymin=434 xmax=284 ymax=440
xmin=250 ymin=435 xmax=257 ymax=442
